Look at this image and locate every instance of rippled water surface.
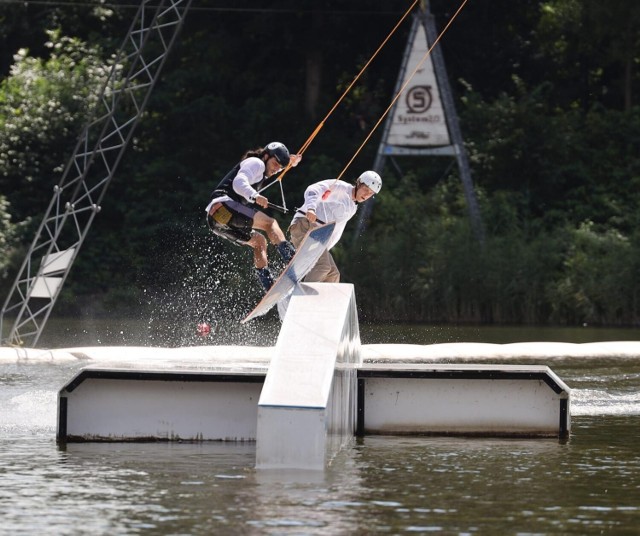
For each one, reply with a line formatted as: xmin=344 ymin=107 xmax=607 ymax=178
xmin=2 ymin=324 xmax=640 ymax=534
xmin=2 ymin=416 xmax=639 ymax=534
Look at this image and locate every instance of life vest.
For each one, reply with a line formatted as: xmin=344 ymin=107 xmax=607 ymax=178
xmin=210 ymin=162 xmax=269 ymax=206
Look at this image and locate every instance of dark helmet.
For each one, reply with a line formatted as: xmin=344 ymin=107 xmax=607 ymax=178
xmin=263 ymin=141 xmax=291 ymax=167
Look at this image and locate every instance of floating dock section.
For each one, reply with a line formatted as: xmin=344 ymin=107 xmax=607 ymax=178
xmin=57 ymin=283 xmax=572 ymax=469
xmin=358 ymin=363 xmax=569 ymax=438
xmin=58 ymin=369 xmax=264 ymax=442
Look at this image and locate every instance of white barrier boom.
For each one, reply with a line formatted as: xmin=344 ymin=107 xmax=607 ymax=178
xmin=256 ymin=283 xmax=360 ymax=470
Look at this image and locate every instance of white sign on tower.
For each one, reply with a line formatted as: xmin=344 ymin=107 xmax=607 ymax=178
xmin=387 ymin=22 xmax=451 ymax=147
xmin=357 ymin=7 xmax=483 ymax=243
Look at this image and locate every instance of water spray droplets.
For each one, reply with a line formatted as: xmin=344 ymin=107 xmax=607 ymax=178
xmin=140 ymin=223 xmax=281 ymax=347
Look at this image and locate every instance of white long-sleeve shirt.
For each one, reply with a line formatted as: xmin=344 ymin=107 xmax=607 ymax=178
xmin=291 ymin=179 xmax=357 ymax=250
xmin=206 ymin=157 xmax=265 ymax=212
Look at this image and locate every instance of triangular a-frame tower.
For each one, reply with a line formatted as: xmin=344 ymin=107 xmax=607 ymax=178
xmin=356 ymin=3 xmax=483 ymax=240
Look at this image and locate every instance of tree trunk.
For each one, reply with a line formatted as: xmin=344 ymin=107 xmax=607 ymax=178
xmin=305 ymin=10 xmax=323 ymax=120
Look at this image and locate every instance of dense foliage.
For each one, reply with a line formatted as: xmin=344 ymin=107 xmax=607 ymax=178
xmin=1 ymin=0 xmax=639 ymax=326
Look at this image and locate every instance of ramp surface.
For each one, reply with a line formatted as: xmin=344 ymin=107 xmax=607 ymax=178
xmin=256 ymin=283 xmax=360 ymax=470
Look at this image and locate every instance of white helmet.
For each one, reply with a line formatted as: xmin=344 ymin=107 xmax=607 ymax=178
xmin=357 ymin=170 xmax=382 ymax=193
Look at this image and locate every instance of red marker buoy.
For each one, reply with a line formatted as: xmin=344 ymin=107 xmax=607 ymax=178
xmin=196 ymin=322 xmax=211 ymax=337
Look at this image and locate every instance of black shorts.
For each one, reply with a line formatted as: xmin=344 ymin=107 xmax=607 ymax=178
xmin=207 ymin=199 xmax=257 ymax=244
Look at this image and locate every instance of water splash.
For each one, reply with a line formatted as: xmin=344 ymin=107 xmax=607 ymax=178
xmin=571 ymin=388 xmax=640 ymax=416
xmin=139 ymin=221 xmax=283 ymax=348
xmin=0 ymin=389 xmax=58 ymax=433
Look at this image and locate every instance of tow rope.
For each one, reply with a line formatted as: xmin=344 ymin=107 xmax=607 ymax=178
xmin=257 ymin=0 xmax=420 ymax=207
xmin=335 ymin=0 xmax=470 ymax=183
xmin=260 ymin=0 xmax=470 ymax=206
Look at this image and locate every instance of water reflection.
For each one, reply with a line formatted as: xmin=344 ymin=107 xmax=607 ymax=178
xmin=26 ymin=317 xmax=640 ymax=349
xmin=359 ymin=323 xmax=640 ymax=345
xmin=35 ymin=315 xmax=282 ymax=349
xmin=1 ymin=418 xmax=639 ymax=534
xmin=348 ymin=429 xmax=639 ymax=534
xmin=250 ymin=454 xmax=365 ymax=534
xmin=56 ymin=442 xmax=257 ymax=533
xmin=2 ymin=324 xmax=640 ymax=534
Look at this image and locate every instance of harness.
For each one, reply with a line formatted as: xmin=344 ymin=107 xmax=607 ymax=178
xmin=207 ymin=208 xmax=250 ymax=246
xmin=207 ymin=162 xmax=269 ymax=245
xmin=210 ymin=163 xmax=268 ymax=206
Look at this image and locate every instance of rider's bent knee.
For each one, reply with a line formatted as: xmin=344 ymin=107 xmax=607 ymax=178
xmin=248 ymin=233 xmax=267 ymax=249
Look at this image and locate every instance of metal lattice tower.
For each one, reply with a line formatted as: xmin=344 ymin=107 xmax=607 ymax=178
xmin=0 ymin=0 xmax=193 ymax=347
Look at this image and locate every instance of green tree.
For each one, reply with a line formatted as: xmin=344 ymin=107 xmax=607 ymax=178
xmin=2 ymin=1 xmax=640 ymax=325
xmin=0 ymin=29 xmax=109 ymax=223
xmin=549 ymin=221 xmax=639 ymax=324
xmin=537 ymin=0 xmax=640 ymax=110
xmin=0 ymin=0 xmax=123 ymax=76
xmin=0 ymin=194 xmax=15 ymax=278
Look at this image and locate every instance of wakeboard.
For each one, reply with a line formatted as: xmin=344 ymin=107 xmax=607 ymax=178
xmin=241 ymin=221 xmax=336 ymax=323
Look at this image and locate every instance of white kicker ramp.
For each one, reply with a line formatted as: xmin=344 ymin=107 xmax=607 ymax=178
xmin=256 ymin=283 xmax=360 ymax=470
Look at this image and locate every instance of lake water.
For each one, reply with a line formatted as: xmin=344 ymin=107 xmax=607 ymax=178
xmin=1 ymin=321 xmax=640 ymax=534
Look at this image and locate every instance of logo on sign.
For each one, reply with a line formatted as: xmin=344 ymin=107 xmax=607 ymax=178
xmin=406 ymin=85 xmax=433 ymax=114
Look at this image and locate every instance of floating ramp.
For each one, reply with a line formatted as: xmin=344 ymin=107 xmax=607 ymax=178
xmin=57 ymin=283 xmax=572 ymax=469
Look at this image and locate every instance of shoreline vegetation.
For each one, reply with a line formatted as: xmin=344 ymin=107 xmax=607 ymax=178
xmin=1 ymin=1 xmax=639 ymax=327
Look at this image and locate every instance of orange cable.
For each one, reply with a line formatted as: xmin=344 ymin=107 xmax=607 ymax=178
xmin=275 ymin=0 xmax=419 ymax=183
xmin=334 ymin=0 xmax=470 ymax=183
